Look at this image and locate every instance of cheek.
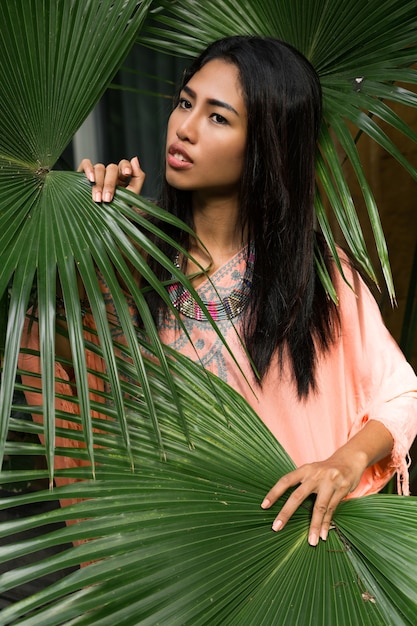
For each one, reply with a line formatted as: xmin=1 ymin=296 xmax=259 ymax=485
xmin=166 ymin=113 xmax=176 ymax=141
xmin=227 ymin=141 xmax=246 ymax=174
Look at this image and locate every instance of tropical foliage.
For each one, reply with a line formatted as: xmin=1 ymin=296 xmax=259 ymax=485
xmin=2 ymin=347 xmax=417 ymax=624
xmin=0 ymin=0 xmax=416 ymax=623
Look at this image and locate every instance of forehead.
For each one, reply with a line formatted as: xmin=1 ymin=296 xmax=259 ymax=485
xmin=184 ymin=58 xmax=245 ymax=113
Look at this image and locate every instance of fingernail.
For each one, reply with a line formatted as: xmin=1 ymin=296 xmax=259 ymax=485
xmin=103 ymin=192 xmax=112 ymax=203
xmin=320 ymin=529 xmax=328 ymax=542
xmin=261 ymin=498 xmax=270 ymax=509
xmin=88 ymin=172 xmax=95 ymax=183
xmin=308 ymin=533 xmax=318 ymax=546
xmin=93 ymin=191 xmax=101 ymax=202
xmin=123 ymin=167 xmax=130 ymax=175
xmin=272 ymin=519 xmax=283 ymax=532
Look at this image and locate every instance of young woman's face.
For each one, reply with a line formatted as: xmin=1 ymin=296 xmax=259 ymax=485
xmin=165 ymin=58 xmax=247 ymax=202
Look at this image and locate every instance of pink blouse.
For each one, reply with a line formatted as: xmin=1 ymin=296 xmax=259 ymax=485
xmin=19 ymin=248 xmax=417 ymax=499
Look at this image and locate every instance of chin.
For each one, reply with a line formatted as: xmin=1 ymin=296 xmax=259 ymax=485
xmin=165 ymin=171 xmax=191 ymax=191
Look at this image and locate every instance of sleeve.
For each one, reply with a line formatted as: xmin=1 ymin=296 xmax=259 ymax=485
xmin=18 ymin=311 xmax=107 ymax=505
xmin=336 ymin=263 xmax=417 ymax=497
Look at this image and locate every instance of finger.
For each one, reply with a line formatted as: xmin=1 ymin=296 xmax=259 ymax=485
xmin=268 ymin=481 xmax=313 ymax=533
xmin=88 ymin=163 xmax=107 ymax=202
xmin=102 ymin=163 xmax=121 ymax=203
xmin=308 ymin=490 xmax=340 ymax=546
xmin=261 ymin=469 xmax=303 ymax=509
xmin=126 ymin=156 xmax=146 ymax=195
xmin=77 ymin=158 xmax=96 ymax=183
xmin=91 ymin=163 xmax=107 ymax=202
xmin=117 ymin=159 xmax=134 ymax=185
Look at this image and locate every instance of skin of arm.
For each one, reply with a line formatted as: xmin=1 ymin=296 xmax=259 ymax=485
xmin=261 ymin=419 xmax=394 ymax=546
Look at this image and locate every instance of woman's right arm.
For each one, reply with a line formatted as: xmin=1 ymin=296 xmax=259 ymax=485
xmin=55 ymin=157 xmax=146 ymax=370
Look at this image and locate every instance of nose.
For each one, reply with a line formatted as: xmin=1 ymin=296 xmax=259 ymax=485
xmin=175 ymin=112 xmax=197 ymax=143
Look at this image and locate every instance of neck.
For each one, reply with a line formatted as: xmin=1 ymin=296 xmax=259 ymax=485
xmin=184 ymin=194 xmax=246 ymax=281
xmin=191 ymin=194 xmax=244 ymax=256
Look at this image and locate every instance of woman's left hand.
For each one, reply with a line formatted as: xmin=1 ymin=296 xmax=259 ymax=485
xmin=260 ymin=420 xmax=393 ymax=546
xmin=261 ymin=452 xmax=363 ymax=546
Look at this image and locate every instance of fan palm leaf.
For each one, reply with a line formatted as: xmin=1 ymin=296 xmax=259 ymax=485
xmin=0 ymin=0 xmax=231 ymax=479
xmin=1 ymin=346 xmax=416 ymax=624
xmin=0 ymin=0 xmax=253 ymax=476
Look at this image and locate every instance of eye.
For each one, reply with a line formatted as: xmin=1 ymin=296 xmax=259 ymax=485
xmin=211 ymin=113 xmax=228 ymax=125
xmin=178 ymin=97 xmax=192 ymax=110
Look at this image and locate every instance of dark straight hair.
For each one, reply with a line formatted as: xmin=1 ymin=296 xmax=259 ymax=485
xmin=146 ymin=35 xmax=338 ymax=397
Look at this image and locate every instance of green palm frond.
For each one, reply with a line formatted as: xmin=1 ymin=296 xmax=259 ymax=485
xmin=1 ymin=2 xmax=416 ymax=622
xmin=0 ymin=0 xmax=159 ymax=480
xmin=142 ymin=0 xmax=417 ymax=298
xmin=1 ymin=346 xmax=416 ymax=624
xmin=0 ymin=1 xmax=256 ymax=477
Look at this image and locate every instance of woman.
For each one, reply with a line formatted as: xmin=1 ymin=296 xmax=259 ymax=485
xmin=31 ymin=36 xmax=417 ymax=546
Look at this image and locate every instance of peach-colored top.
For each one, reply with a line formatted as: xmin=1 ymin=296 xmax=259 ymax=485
xmin=158 ymin=247 xmax=417 ymax=497
xmin=19 ymin=248 xmax=417 ymax=500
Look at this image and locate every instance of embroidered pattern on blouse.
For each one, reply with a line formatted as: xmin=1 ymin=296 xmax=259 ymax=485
xmin=159 ymin=246 xmax=250 ymax=383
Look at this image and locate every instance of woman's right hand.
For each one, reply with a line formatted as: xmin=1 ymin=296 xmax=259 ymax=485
xmin=77 ymin=156 xmax=146 ymax=203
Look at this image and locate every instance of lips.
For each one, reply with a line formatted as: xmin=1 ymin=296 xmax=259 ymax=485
xmin=167 ymin=143 xmax=193 ymax=169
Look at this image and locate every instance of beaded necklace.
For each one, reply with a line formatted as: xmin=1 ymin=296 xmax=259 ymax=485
xmin=168 ymin=245 xmax=255 ymax=322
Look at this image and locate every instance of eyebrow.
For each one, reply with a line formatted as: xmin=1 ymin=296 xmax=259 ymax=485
xmin=182 ymin=85 xmax=240 ymax=116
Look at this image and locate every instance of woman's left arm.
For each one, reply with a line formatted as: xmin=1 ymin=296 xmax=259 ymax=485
xmin=261 ymin=257 xmax=417 ymax=546
xmin=261 ymin=419 xmax=393 ymax=547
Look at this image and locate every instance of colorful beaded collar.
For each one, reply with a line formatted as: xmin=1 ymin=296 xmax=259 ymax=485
xmin=168 ymin=245 xmax=255 ymax=322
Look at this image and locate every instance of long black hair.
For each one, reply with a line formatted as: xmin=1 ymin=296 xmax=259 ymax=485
xmin=146 ymin=35 xmax=338 ymax=397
